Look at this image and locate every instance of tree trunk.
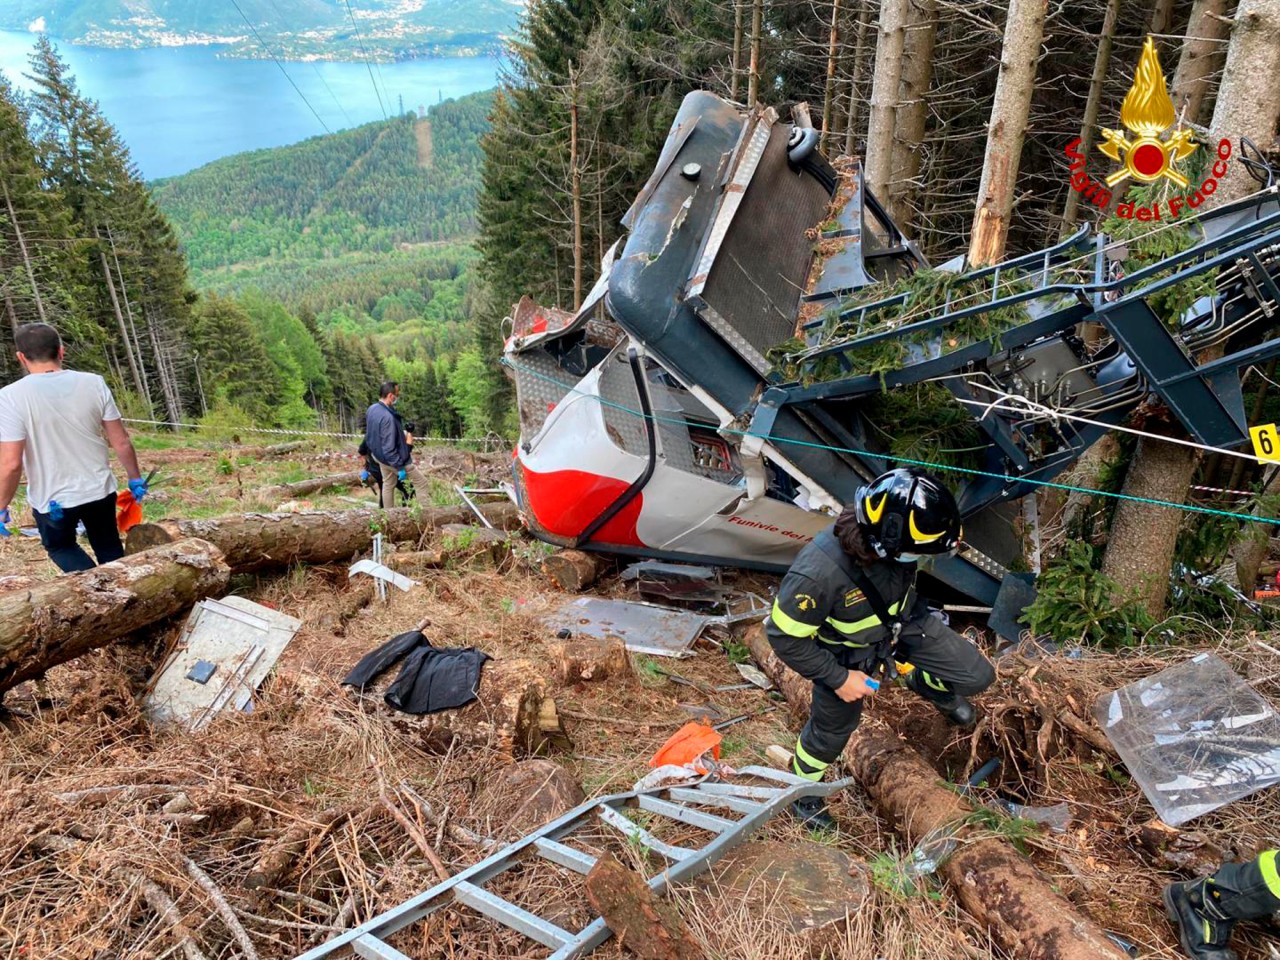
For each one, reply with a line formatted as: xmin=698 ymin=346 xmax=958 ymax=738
xmin=569 ymin=63 xmax=583 ymax=311
xmin=1 ymin=177 xmax=46 ymax=324
xmin=1170 ymin=0 xmax=1232 ymax=126
xmin=748 ymin=0 xmax=764 ymax=106
xmin=820 ymin=0 xmax=843 ymax=152
xmin=888 ymin=0 xmax=938 ymax=230
xmin=1100 ymin=435 xmax=1199 ymax=617
xmin=253 ymin=471 xmax=365 ymax=503
xmin=125 ymin=506 xmax=476 ymax=574
xmin=730 ymin=0 xmax=744 ymax=101
xmin=864 ymin=0 xmax=909 ymax=202
xmin=1062 ymin=0 xmax=1122 ymax=229
xmin=243 ymin=440 xmax=308 ymax=458
xmin=108 ymin=225 xmax=151 ymax=408
xmin=1150 ymin=0 xmax=1179 ymax=36
xmin=742 ymin=625 xmax=1128 ymax=960
xmin=98 ymin=241 xmax=145 ymax=398
xmin=0 ymin=539 xmax=230 ymax=695
xmin=1207 ymin=0 xmax=1280 ymax=202
xmin=843 ymin=1 xmax=873 ymax=157
xmin=967 ymin=0 xmax=1048 ymax=267
xmin=542 ymin=548 xmax=606 ymax=591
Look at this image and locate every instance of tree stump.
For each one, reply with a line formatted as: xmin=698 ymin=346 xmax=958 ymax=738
xmin=543 ymin=549 xmax=606 ymax=592
xmin=554 ymin=635 xmax=629 ymax=683
xmin=476 ymin=759 xmax=585 ymax=838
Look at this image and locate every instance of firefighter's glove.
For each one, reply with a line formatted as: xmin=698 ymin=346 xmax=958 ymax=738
xmin=0 ymin=506 xmax=10 ymax=537
xmin=397 ymin=468 xmax=407 ymax=482
xmin=128 ymin=477 xmax=149 ymax=502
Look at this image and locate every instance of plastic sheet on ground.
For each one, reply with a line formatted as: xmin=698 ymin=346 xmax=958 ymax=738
xmin=1094 ymin=653 xmax=1280 ymax=825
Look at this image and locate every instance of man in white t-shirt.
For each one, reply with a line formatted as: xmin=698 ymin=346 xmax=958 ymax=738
xmin=0 ymin=323 xmax=148 ymax=572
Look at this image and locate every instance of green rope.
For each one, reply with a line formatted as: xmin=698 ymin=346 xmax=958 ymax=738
xmin=503 ymin=356 xmax=1280 ymax=527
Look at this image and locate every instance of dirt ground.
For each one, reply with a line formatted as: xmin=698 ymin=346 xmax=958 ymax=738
xmin=1 ymin=433 xmax=1277 ymax=960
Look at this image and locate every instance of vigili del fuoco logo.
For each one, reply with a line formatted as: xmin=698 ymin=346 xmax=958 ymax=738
xmin=1065 ymin=37 xmax=1233 ymax=221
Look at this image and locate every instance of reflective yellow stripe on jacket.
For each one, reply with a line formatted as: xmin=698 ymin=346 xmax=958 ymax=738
xmin=819 ymin=600 xmax=902 ymax=647
xmin=770 ymin=601 xmax=820 ymax=638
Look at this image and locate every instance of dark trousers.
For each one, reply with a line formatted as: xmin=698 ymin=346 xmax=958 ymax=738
xmin=799 ymin=615 xmax=996 ymax=768
xmin=1210 ymin=850 xmax=1280 ymax=919
xmin=33 ymin=493 xmax=124 ymax=573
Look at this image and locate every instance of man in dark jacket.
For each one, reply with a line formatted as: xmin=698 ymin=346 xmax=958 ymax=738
xmin=766 ymin=467 xmax=996 ymax=828
xmin=363 ymin=382 xmax=426 ymax=509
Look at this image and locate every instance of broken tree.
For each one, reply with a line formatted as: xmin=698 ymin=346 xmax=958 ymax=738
xmin=744 ymin=625 xmax=1128 ymax=960
xmin=0 ymin=539 xmax=231 ymax=695
xmin=125 ymin=506 xmax=478 ymax=574
xmin=253 ymin=471 xmax=364 ymax=503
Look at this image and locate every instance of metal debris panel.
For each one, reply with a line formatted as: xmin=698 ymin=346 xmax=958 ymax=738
xmin=1095 ymin=653 xmax=1280 ymax=825
xmin=145 ymin=596 xmax=302 ymax=731
xmin=541 ymin=596 xmax=711 ymax=657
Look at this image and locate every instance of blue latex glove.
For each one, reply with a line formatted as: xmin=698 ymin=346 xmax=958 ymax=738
xmin=397 ymin=468 xmax=407 ymax=482
xmin=128 ymin=477 xmax=148 ymax=502
xmin=359 ymin=469 xmax=370 ymax=482
xmin=0 ymin=507 xmax=10 ymax=537
xmin=48 ymin=500 xmax=63 ymax=522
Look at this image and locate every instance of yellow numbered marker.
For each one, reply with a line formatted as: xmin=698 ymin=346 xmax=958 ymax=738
xmin=1250 ymin=423 xmax=1280 ymax=463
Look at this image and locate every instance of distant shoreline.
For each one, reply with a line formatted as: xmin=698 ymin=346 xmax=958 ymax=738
xmin=0 ymin=29 xmax=508 ymax=65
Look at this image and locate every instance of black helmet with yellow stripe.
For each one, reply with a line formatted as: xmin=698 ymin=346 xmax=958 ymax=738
xmin=853 ymin=468 xmax=961 ymax=561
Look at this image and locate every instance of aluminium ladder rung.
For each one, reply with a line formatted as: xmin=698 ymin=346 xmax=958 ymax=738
xmin=693 ymin=781 xmax=786 ymax=800
xmin=351 ymin=935 xmax=413 ymax=960
xmin=533 ymin=837 xmax=598 ymax=874
xmin=666 ymin=787 xmax=762 ymax=814
xmin=597 ymin=804 xmax=695 ymax=862
xmin=453 ymin=881 xmax=573 ymax=950
xmin=636 ymin=794 xmax=736 ymax=833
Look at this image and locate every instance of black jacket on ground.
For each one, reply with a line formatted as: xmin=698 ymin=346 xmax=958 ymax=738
xmin=341 ymin=629 xmax=489 ymax=715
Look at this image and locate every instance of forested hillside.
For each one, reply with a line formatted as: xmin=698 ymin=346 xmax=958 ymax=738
xmin=0 ymin=39 xmax=479 ymax=440
xmin=154 ymin=94 xmax=489 ymax=272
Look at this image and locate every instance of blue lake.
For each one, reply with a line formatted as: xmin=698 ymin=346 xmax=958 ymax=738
xmin=0 ymin=30 xmax=500 ymax=179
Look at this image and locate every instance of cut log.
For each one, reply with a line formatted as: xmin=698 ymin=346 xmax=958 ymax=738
xmin=362 ymin=658 xmax=553 ymax=759
xmin=385 ymin=549 xmax=446 ymax=571
xmin=543 ymin=549 xmax=606 ymax=592
xmin=253 ymin=471 xmax=363 ymax=503
xmin=744 ymin=624 xmax=1128 ymax=960
xmin=554 ymin=635 xmax=629 ymax=683
xmin=0 ymin=539 xmax=230 ymax=695
xmin=585 ymin=851 xmax=703 ymax=960
xmin=241 ymin=440 xmax=307 ymax=458
xmin=126 ymin=506 xmax=473 ymax=574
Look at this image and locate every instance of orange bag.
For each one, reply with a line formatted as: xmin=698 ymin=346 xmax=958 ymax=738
xmin=116 ymin=489 xmax=144 ymax=533
xmin=648 ymin=721 xmax=722 ymax=773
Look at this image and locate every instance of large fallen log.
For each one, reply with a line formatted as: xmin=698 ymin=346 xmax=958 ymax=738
xmin=744 ymin=625 xmax=1128 ymax=960
xmin=126 ymin=506 xmax=477 ymax=573
xmin=0 ymin=539 xmax=231 ymax=695
xmin=253 ymin=471 xmax=363 ymax=502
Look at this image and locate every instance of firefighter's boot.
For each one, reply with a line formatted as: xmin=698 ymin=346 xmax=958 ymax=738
xmin=1162 ymin=879 xmax=1238 ymax=960
xmin=1164 ymin=852 xmax=1280 ymax=960
xmin=789 ymin=794 xmax=836 ymax=831
xmin=905 ymin=668 xmax=976 ymax=728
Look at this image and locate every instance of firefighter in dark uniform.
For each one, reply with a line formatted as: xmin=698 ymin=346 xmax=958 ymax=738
xmin=1163 ymin=850 xmax=1279 ymax=960
xmin=766 ymin=467 xmax=996 ymax=828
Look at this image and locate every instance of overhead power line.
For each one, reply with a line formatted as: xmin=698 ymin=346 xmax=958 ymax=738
xmin=263 ymin=0 xmax=353 ymax=126
xmin=342 ymin=0 xmax=388 ymax=120
xmin=228 ymin=0 xmax=331 ymax=134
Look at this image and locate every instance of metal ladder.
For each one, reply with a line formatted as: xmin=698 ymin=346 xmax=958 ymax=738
xmin=295 ymin=766 xmax=851 ymax=960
